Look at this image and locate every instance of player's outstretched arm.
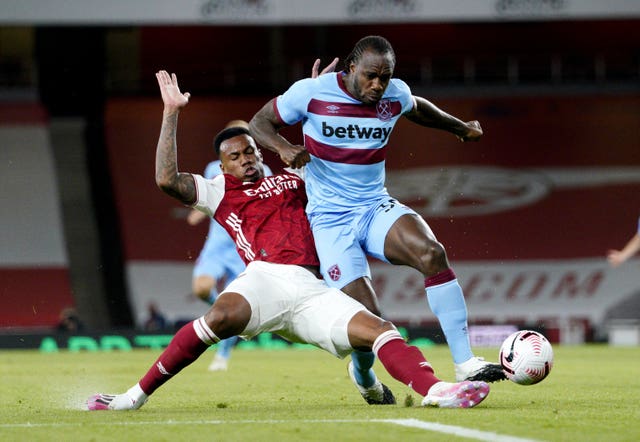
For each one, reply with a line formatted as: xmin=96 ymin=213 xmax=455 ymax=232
xmin=249 ymin=58 xmax=338 ymax=168
xmin=154 ymin=70 xmax=197 ymax=205
xmin=607 ymin=233 xmax=640 ymax=267
xmin=405 ymin=95 xmax=483 ymax=142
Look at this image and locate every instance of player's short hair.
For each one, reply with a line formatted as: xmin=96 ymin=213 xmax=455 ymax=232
xmin=213 ymin=126 xmax=251 ymax=155
xmin=344 ymin=35 xmax=395 ymax=70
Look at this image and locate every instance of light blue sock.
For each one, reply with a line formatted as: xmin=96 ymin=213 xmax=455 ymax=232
xmin=351 ymin=350 xmax=376 ymax=388
xmin=425 ymin=279 xmax=474 ymax=364
xmin=216 ymin=336 xmax=238 ymax=359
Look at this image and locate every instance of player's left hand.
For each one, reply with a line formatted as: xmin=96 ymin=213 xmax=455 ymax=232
xmin=311 ymin=57 xmax=339 ymax=78
xmin=458 ymin=120 xmax=483 ymax=142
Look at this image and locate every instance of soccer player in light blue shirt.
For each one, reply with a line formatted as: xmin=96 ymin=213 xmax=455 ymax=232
xmin=251 ymin=35 xmax=505 ymax=402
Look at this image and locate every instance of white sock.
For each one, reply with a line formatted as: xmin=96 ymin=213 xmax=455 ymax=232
xmin=127 ymin=383 xmax=148 ymax=403
xmin=107 ymin=383 xmax=148 ymax=410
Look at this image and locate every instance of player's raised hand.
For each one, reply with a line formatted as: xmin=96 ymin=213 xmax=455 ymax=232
xmin=155 ymin=70 xmax=191 ymax=110
xmin=311 ymin=57 xmax=339 ymax=78
xmin=607 ymin=249 xmax=625 ymax=267
xmin=458 ymin=120 xmax=483 ymax=142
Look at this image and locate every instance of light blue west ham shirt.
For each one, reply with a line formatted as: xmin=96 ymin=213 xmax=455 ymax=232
xmin=274 ymin=72 xmax=415 ymax=215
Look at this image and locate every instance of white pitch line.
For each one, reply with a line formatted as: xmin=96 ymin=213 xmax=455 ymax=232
xmin=380 ymin=418 xmax=542 ymax=442
xmin=0 ymin=418 xmax=543 ymax=441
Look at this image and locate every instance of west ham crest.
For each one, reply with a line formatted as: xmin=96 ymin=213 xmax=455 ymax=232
xmin=376 ymin=99 xmax=393 ymax=121
xmin=327 ymin=264 xmax=342 ymax=281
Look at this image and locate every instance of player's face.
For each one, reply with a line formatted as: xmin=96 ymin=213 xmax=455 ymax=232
xmin=219 ymin=134 xmax=265 ymax=182
xmin=347 ymin=49 xmax=394 ymax=105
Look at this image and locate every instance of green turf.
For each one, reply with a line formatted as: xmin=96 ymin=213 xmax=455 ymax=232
xmin=1 ymin=344 xmax=639 ymax=441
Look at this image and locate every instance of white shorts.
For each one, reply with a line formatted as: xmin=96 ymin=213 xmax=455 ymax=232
xmin=221 ymin=261 xmax=366 ymax=358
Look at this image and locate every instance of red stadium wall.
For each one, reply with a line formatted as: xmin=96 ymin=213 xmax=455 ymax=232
xmin=0 ymin=268 xmax=74 ymax=327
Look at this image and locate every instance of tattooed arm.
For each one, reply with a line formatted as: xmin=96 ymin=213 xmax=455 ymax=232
xmin=154 ymin=70 xmax=196 ymax=205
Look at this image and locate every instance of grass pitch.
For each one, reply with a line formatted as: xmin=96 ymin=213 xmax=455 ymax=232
xmin=1 ymin=344 xmax=639 ymax=441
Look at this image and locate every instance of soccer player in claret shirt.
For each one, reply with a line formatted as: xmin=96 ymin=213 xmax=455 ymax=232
xmin=186 ymin=120 xmax=272 ymax=372
xmin=184 ymin=59 xmax=333 ymax=371
xmin=250 ymin=35 xmax=505 ymax=392
xmin=86 ymin=70 xmax=490 ymax=411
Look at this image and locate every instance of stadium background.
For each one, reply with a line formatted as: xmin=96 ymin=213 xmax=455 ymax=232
xmin=1 ymin=0 xmax=639 ymax=347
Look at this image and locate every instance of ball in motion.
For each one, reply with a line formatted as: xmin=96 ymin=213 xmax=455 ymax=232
xmin=499 ymin=330 xmax=554 ymax=385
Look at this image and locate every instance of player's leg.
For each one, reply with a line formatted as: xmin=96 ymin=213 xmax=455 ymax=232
xmin=194 ymin=239 xmax=243 ymax=370
xmin=348 ymin=311 xmax=489 ymax=408
xmin=192 ymin=236 xmax=225 ymax=304
xmin=209 ymin=335 xmax=238 ymax=370
xmin=208 ymin=248 xmax=245 ymax=370
xmin=370 ymin=207 xmax=504 ymax=382
xmin=216 ymin=245 xmax=246 ymax=349
xmin=296 ymin=283 xmax=490 ymax=409
xmin=192 ymin=274 xmax=217 ymax=304
xmin=310 ymin=214 xmax=392 ymax=403
xmin=192 ymin=270 xmax=238 ymax=370
xmin=339 ymin=277 xmax=386 ymax=399
xmin=87 ymin=293 xmax=251 ymax=411
xmin=346 ymin=311 xmax=433 ymax=389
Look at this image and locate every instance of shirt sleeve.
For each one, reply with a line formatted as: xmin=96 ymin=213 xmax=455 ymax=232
xmin=391 ymin=78 xmax=416 ymax=114
xmin=191 ymin=173 xmax=225 ymax=217
xmin=274 ymin=77 xmax=316 ymax=125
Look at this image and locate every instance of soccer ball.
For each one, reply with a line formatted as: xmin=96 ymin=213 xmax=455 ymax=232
xmin=499 ymin=330 xmax=554 ymax=385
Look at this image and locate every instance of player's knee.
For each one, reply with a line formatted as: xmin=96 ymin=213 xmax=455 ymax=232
xmin=204 ymin=294 xmax=250 ymax=338
xmin=349 ymin=313 xmax=395 ymax=350
xmin=204 ymin=308 xmax=234 ymax=338
xmin=419 ymin=240 xmax=448 ymax=275
xmin=377 ymin=319 xmax=395 ymax=332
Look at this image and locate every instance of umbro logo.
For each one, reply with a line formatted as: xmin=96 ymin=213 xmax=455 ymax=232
xmin=326 ymin=104 xmax=340 ymax=113
xmin=156 ymin=361 xmax=172 ymax=376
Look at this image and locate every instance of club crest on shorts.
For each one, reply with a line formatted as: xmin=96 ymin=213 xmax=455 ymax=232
xmin=327 ymin=264 xmax=341 ymax=281
xmin=376 ymin=99 xmax=393 ymax=121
